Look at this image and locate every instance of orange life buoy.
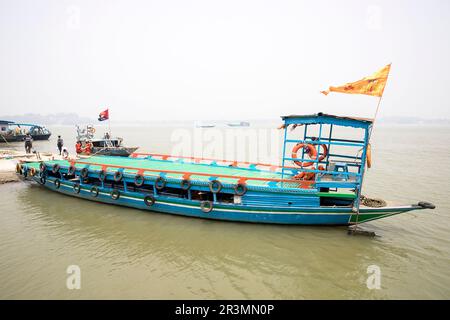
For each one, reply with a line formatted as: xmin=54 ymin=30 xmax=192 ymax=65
xmin=291 ymin=143 xmax=328 ymax=167
xmin=291 ymin=143 xmax=317 ymax=167
xmin=366 ymin=143 xmax=372 ymax=168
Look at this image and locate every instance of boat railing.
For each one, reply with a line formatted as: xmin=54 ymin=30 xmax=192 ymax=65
xmin=130 ymin=152 xmax=362 ymax=181
xmin=131 ymin=152 xmax=289 ymax=171
xmin=66 ymin=159 xmax=315 ymax=189
xmin=279 ymin=117 xmax=371 ymax=196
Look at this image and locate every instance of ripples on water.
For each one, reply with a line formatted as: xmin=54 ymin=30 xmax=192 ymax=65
xmin=0 ymin=125 xmax=449 ymax=299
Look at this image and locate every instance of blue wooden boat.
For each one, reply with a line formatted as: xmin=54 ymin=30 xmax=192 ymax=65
xmin=0 ymin=120 xmax=51 ymax=143
xmin=17 ymin=113 xmax=435 ymax=225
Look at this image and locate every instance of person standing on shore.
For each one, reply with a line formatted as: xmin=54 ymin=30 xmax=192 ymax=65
xmin=57 ymin=135 xmax=64 ymax=155
xmin=24 ymin=133 xmax=33 ymax=154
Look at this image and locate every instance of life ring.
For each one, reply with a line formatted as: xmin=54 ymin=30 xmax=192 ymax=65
xmin=87 ymin=126 xmax=96 ymax=134
xmin=200 ymin=200 xmax=213 ymax=213
xmin=180 ymin=179 xmax=191 ymax=191
xmin=134 ymin=174 xmax=145 ymax=187
xmin=366 ymin=143 xmax=372 ymax=168
xmin=144 ymin=195 xmax=156 ymax=206
xmin=30 ymin=167 xmax=36 ymax=176
xmin=291 ymin=143 xmax=328 ymax=167
xmin=16 ymin=163 xmax=21 ymax=173
xmin=291 ymin=144 xmax=316 ymax=167
xmin=111 ymin=189 xmax=120 ymax=200
xmin=317 ymin=144 xmax=328 ymax=162
xmin=209 ymin=180 xmax=222 ymax=193
xmin=155 ymin=177 xmax=166 ymax=190
xmin=233 ymin=183 xmax=247 ymax=196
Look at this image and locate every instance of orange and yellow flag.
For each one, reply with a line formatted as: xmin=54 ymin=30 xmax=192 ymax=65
xmin=321 ymin=64 xmax=391 ymax=97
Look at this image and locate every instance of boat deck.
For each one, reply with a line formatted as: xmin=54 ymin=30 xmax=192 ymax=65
xmin=30 ymin=156 xmax=313 ymax=189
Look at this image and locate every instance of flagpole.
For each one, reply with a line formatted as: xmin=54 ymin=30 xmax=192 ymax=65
xmin=108 ymin=109 xmax=111 ymax=137
xmin=368 ymin=95 xmax=383 ymax=142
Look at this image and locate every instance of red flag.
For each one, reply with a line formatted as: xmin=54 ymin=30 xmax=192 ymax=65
xmin=98 ymin=109 xmax=109 ymax=121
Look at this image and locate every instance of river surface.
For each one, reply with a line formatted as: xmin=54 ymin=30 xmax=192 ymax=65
xmin=0 ymin=124 xmax=449 ymax=299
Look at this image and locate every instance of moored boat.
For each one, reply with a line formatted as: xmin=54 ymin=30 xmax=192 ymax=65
xmin=17 ymin=113 xmax=435 ymax=226
xmin=75 ymin=125 xmax=138 ymax=157
xmin=227 ymin=121 xmax=250 ymax=127
xmin=0 ymin=120 xmax=51 ymax=143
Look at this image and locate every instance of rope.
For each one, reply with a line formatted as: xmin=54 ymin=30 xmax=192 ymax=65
xmin=1 ymin=134 xmax=11 ymax=145
xmin=360 ymin=195 xmax=386 ymax=208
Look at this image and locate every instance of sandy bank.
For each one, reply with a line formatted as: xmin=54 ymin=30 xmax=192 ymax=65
xmin=0 ymin=159 xmax=19 ymax=184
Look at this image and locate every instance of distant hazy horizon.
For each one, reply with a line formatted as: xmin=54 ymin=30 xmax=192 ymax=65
xmin=1 ymin=0 xmax=449 ymax=122
xmin=1 ymin=112 xmax=449 ymax=127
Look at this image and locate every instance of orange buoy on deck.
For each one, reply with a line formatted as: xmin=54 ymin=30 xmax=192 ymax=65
xmin=366 ymin=143 xmax=372 ymax=168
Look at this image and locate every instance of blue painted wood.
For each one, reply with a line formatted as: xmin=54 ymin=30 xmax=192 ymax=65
xmin=282 ymin=114 xmax=372 ymax=129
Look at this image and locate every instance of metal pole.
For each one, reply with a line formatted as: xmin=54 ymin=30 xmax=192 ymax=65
xmin=108 ymin=110 xmax=112 ymax=136
xmin=368 ymin=96 xmax=383 ymax=142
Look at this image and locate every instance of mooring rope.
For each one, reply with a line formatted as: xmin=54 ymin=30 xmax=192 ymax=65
xmin=360 ymin=195 xmax=387 ymax=208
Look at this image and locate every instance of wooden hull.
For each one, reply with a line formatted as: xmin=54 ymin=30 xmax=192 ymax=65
xmin=0 ymin=133 xmax=51 ymax=143
xmin=79 ymin=147 xmax=138 ymax=157
xmin=27 ymin=174 xmax=424 ymax=225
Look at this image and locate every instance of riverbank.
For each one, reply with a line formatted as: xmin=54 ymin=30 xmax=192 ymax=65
xmin=0 ymin=149 xmax=63 ymax=184
xmin=0 ymin=159 xmax=18 ymax=184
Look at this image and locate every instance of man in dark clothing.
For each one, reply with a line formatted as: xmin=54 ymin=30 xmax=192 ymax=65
xmin=57 ymin=135 xmax=64 ymax=155
xmin=24 ymin=134 xmax=33 ymax=154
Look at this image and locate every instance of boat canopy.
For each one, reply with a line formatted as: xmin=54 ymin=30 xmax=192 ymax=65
xmin=281 ymin=113 xmax=373 ymax=129
xmin=0 ymin=120 xmax=15 ymax=125
xmin=279 ymin=112 xmax=373 ymax=211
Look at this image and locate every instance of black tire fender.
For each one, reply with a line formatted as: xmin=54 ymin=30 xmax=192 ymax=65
xmin=144 ymin=195 xmax=156 ymax=206
xmin=200 ymin=200 xmax=213 ymax=213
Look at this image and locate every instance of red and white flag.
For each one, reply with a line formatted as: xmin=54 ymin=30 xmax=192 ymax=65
xmin=98 ymin=109 xmax=109 ymax=121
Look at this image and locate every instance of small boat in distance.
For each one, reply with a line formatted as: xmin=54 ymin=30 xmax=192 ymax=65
xmin=227 ymin=121 xmax=250 ymax=127
xmin=195 ymin=121 xmax=216 ymax=128
xmin=0 ymin=120 xmax=51 ymax=143
xmin=75 ymin=125 xmax=138 ymax=157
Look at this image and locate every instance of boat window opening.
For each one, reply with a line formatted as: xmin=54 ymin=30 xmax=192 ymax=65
xmin=102 ymin=180 xmax=125 ymax=191
xmin=158 ymin=188 xmax=187 ymax=199
xmin=320 ymin=196 xmax=354 ymax=207
xmin=190 ymin=190 xmax=214 ymax=202
xmin=216 ymin=193 xmax=235 ymax=204
xmin=125 ymin=182 xmax=154 ymax=194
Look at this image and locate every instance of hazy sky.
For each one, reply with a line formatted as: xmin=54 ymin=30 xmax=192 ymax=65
xmin=0 ymin=0 xmax=449 ymax=121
